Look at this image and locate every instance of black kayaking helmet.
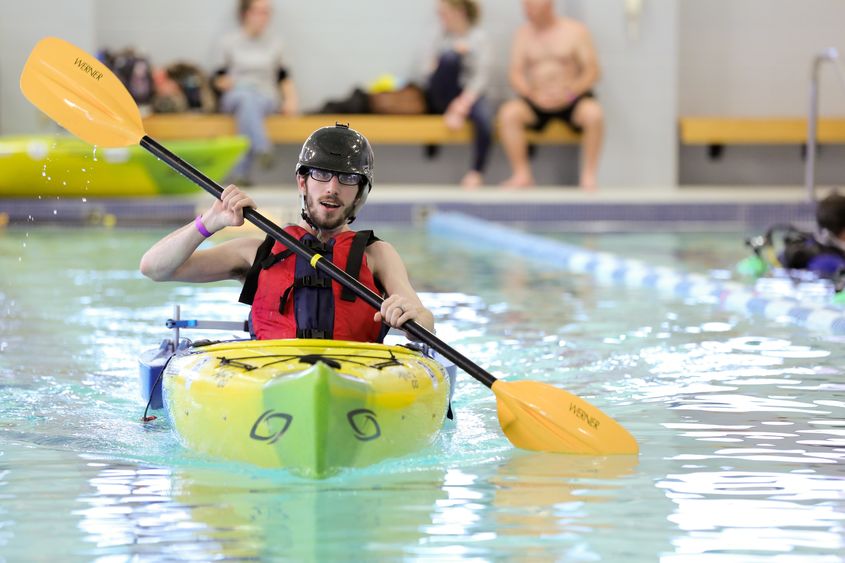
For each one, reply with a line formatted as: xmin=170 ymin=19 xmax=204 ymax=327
xmin=295 ymin=123 xmax=374 ymax=224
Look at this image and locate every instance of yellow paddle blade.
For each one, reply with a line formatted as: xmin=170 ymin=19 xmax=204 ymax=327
xmin=20 ymin=36 xmax=144 ymax=148
xmin=492 ymin=379 xmax=639 ymax=455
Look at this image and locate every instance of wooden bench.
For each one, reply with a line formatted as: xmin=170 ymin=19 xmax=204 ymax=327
xmin=142 ymin=113 xmax=581 ymax=145
xmin=679 ymin=116 xmax=845 ymax=145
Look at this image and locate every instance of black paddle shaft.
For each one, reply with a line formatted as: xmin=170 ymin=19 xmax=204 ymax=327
xmin=140 ymin=135 xmax=498 ymax=388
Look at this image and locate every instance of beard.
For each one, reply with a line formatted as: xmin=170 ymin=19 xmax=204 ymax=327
xmin=304 ymin=193 xmax=355 ymax=231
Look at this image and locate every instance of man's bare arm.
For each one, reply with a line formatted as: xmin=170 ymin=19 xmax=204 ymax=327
xmin=367 ymin=241 xmax=435 ymax=333
xmin=569 ymin=26 xmax=601 ymax=96
xmin=140 ymin=184 xmax=260 ymax=283
xmin=140 ymin=229 xmax=259 ymax=283
xmin=508 ymin=27 xmax=533 ymax=99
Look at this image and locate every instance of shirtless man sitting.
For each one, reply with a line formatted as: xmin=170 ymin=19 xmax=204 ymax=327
xmin=498 ymin=0 xmax=603 ymax=190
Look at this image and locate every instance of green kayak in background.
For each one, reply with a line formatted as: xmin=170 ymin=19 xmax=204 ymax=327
xmin=0 ymin=134 xmax=248 ymax=197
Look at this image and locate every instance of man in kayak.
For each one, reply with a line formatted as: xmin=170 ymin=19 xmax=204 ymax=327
xmin=139 ymin=123 xmax=435 ymax=342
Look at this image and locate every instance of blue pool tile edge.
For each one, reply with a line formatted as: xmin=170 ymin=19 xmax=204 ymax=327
xmin=0 ymin=197 xmax=814 ymax=229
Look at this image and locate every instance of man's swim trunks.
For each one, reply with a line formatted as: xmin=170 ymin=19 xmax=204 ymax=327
xmin=524 ymin=91 xmax=595 ymax=133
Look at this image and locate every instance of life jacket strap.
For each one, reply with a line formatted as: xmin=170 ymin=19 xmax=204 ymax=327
xmin=238 ymin=235 xmax=276 ymax=305
xmin=261 ymin=249 xmax=293 ymax=270
xmin=341 ymin=230 xmax=375 ymax=302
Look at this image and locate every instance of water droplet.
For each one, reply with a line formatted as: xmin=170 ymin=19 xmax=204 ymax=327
xmin=82 ymin=198 xmax=87 ymax=203
xmin=53 ymin=210 xmax=57 ymax=215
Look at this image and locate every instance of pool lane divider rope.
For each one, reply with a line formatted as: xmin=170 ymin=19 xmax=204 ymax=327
xmin=426 ymin=212 xmax=845 ymax=337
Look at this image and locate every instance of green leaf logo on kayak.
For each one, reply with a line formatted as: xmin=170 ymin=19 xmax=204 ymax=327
xmin=347 ymin=409 xmax=381 ymax=441
xmin=250 ymin=410 xmax=294 ymax=444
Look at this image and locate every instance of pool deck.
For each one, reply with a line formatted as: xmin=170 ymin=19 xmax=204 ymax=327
xmin=0 ymin=184 xmax=824 ymax=231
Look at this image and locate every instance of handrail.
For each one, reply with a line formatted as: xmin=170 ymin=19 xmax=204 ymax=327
xmin=805 ymin=48 xmax=845 ymax=203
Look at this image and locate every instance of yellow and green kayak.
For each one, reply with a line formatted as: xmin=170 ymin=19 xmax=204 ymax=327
xmin=0 ymin=134 xmax=247 ymax=197
xmin=158 ymin=339 xmax=452 ymax=479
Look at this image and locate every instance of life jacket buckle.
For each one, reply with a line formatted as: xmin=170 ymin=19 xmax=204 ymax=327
xmin=295 ymin=275 xmax=332 ymax=289
xmin=297 ymin=328 xmax=331 ymax=339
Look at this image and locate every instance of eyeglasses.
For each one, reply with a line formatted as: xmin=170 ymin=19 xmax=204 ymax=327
xmin=306 ymin=168 xmax=363 ymax=186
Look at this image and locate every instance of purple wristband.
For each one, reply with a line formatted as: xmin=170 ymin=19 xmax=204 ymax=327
xmin=194 ymin=215 xmax=213 ymax=238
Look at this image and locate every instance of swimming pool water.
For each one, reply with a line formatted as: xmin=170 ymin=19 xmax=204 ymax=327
xmin=1 ymin=226 xmax=844 ymax=561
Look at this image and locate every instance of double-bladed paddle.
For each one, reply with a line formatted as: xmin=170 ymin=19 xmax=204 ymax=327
xmin=20 ymin=36 xmax=638 ymax=455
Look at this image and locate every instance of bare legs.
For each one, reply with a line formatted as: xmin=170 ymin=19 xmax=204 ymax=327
xmin=460 ymin=170 xmax=483 ymax=189
xmin=498 ymin=97 xmax=604 ymax=190
xmin=427 ymin=52 xmax=493 ymax=189
xmin=498 ymin=99 xmax=536 ymax=188
xmin=572 ymin=98 xmax=603 ymax=191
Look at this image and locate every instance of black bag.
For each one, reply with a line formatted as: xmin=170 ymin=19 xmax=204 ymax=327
xmin=99 ymin=48 xmax=154 ymax=105
xmin=316 ymin=88 xmax=371 ymax=114
xmin=152 ymin=62 xmax=216 ymax=113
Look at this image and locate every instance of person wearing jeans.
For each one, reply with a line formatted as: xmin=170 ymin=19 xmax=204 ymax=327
xmin=213 ymin=0 xmax=298 ymax=185
xmin=423 ymin=0 xmax=493 ymax=189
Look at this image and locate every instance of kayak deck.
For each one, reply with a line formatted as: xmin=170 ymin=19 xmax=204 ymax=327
xmin=161 ymin=339 xmax=452 ymax=478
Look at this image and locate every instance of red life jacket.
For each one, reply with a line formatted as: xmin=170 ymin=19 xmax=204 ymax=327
xmin=238 ymin=225 xmax=386 ymax=342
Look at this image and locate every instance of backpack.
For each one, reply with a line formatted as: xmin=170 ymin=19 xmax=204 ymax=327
xmin=98 ymin=48 xmax=154 ymax=105
xmin=152 ymin=62 xmax=215 ymax=113
xmin=316 ymin=88 xmax=372 ymax=114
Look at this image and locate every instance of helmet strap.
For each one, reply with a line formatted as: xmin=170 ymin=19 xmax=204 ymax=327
xmin=346 ymin=184 xmax=368 ymax=225
xmin=299 ymin=193 xmax=322 ymax=238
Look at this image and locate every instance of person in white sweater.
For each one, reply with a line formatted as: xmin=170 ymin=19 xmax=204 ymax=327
xmin=213 ymin=0 xmax=299 ymax=185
